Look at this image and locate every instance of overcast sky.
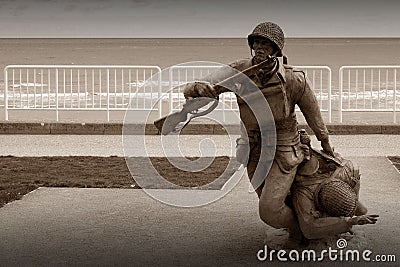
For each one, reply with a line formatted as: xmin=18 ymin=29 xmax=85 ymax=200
xmin=0 ymin=0 xmax=399 ymax=38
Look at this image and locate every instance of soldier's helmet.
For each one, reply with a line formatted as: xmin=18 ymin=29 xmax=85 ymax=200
xmin=335 ymin=159 xmax=360 ymax=189
xmin=317 ymin=179 xmax=358 ymax=217
xmin=247 ymin=22 xmax=285 ymax=56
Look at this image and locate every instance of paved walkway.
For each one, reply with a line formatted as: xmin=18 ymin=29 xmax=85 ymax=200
xmin=0 ymin=135 xmax=399 ymax=266
xmin=0 ymin=134 xmax=400 ymax=157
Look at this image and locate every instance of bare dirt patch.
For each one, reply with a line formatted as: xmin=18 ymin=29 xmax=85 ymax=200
xmin=0 ymin=156 xmax=239 ymax=208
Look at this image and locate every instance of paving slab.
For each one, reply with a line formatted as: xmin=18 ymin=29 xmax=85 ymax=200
xmin=0 ymin=157 xmax=399 ymax=266
xmin=0 ymin=176 xmax=266 ymax=266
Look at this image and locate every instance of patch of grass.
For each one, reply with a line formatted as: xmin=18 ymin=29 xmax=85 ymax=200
xmin=0 ymin=156 xmax=239 ymax=208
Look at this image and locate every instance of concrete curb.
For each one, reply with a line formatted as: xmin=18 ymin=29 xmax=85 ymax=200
xmin=0 ymin=122 xmax=399 ymax=135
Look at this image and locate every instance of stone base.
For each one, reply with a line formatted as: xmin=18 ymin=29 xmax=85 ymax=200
xmin=265 ymin=227 xmax=371 ymax=251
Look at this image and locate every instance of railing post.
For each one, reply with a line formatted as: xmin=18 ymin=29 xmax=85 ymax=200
xmin=339 ymin=67 xmax=343 ymax=123
xmin=157 ymin=67 xmax=162 ymax=118
xmin=169 ymin=67 xmax=173 ymax=114
xmin=107 ymin=68 xmax=110 ymax=122
xmin=394 ymin=69 xmax=397 ymax=123
xmin=56 ymin=68 xmax=59 ymax=121
xmin=327 ymin=68 xmax=332 ymax=123
xmin=4 ymin=67 xmax=8 ymax=120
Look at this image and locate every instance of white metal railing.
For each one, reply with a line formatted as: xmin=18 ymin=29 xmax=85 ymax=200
xmin=4 ymin=65 xmax=162 ymax=121
xmin=339 ymin=66 xmax=399 ymax=123
xmin=8 ymin=64 xmax=400 ymax=124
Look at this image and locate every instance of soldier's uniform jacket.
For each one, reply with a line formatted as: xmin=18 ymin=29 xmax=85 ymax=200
xmin=194 ymin=56 xmax=330 ymax=178
xmin=228 ymin=57 xmax=329 ymax=144
xmin=216 ymin=57 xmax=329 ymax=176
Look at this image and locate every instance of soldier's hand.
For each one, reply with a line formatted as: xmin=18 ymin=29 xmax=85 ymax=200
xmin=183 ymin=82 xmax=215 ymax=99
xmin=349 ymin=214 xmax=379 ymax=225
xmin=321 ymin=140 xmax=335 ymax=157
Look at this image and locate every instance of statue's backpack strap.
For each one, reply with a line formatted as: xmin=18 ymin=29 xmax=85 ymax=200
xmin=284 ymin=65 xmax=311 ymax=108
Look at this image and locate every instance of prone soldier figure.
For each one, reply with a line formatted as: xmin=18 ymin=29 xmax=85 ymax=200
xmin=183 ymin=22 xmax=335 ymax=246
xmin=291 ymin=130 xmax=378 ymax=241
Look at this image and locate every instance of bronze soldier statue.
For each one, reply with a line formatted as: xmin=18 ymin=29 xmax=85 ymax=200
xmin=182 ymin=22 xmax=377 ymax=247
xmin=182 ymin=21 xmax=334 ymax=246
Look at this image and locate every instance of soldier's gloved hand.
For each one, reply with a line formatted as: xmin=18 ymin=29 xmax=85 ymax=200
xmin=321 ymin=140 xmax=335 ymax=157
xmin=183 ymin=81 xmax=216 ymax=99
xmin=348 ymin=215 xmax=379 ymax=225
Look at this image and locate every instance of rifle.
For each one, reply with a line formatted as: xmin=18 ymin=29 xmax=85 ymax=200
xmin=154 ymin=56 xmax=276 ymax=135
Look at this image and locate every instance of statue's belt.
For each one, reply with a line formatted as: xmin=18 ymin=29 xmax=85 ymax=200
xmin=247 ymin=130 xmax=300 ymax=147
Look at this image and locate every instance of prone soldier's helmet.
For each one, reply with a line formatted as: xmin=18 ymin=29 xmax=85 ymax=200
xmin=317 ymin=179 xmax=357 ymax=217
xmin=247 ymin=22 xmax=285 ymax=56
xmin=335 ymin=159 xmax=360 ymax=189
xmin=313 ymin=157 xmax=361 ymax=217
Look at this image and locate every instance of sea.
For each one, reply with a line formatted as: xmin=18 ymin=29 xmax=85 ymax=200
xmin=0 ymin=38 xmax=399 ymax=122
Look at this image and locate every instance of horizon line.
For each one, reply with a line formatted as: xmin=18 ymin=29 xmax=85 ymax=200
xmin=1 ymin=36 xmax=400 ymax=39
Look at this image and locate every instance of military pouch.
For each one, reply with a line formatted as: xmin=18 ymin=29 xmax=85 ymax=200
xmin=235 ymin=137 xmax=250 ymax=165
xmin=275 ymin=145 xmax=305 ymax=174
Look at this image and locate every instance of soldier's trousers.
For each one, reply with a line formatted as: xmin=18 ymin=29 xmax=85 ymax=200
xmin=247 ymin=144 xmax=305 ymax=238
